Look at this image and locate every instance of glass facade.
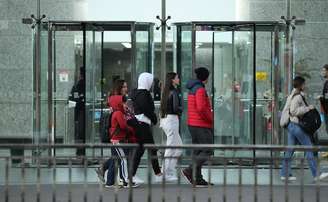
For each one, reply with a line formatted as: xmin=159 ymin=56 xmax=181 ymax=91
xmin=1 ymin=0 xmax=328 ymax=149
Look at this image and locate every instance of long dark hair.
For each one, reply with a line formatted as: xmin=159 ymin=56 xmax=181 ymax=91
xmin=160 ymin=72 xmax=177 ymax=118
xmin=110 ymin=79 xmax=126 ymax=95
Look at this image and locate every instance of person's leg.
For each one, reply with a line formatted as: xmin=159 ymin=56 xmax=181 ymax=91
xmin=186 ymin=126 xmax=200 ymax=176
xmin=143 ymin=124 xmax=161 ymax=175
xmin=193 ymin=128 xmax=214 ymax=181
xmin=131 ymin=122 xmax=146 ymax=176
xmin=131 ymin=144 xmax=145 ymax=176
xmin=293 ymin=125 xmax=318 ymax=177
xmin=76 ymin=109 xmax=86 ymax=156
xmin=324 ymin=113 xmax=328 ymax=135
xmin=162 ymin=116 xmax=182 ymax=177
xmin=105 ymin=159 xmax=115 ymax=186
xmin=280 ymin=123 xmax=297 ymax=177
xmin=106 ymin=147 xmax=121 ymax=186
xmin=113 ymin=144 xmax=129 ymax=183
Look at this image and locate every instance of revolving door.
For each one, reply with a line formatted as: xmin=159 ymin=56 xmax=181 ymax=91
xmin=36 ymin=21 xmax=154 ymax=158
xmin=174 ymin=21 xmax=291 ymax=148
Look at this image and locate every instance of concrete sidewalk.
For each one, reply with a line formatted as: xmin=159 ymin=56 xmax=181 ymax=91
xmin=1 ymin=184 xmax=328 ymax=202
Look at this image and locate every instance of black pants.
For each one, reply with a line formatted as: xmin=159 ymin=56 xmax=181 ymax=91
xmin=132 ymin=122 xmax=161 ymax=176
xmin=187 ymin=126 xmax=214 ymax=181
xmin=75 ymin=108 xmax=85 ymax=156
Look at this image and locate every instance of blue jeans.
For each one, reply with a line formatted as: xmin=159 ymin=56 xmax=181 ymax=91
xmin=280 ymin=122 xmax=317 ymax=177
xmin=324 ymin=113 xmax=328 ymax=134
xmin=103 ymin=148 xmax=117 ymax=186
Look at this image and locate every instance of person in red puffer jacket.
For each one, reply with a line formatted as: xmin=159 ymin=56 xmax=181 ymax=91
xmin=181 ymin=67 xmax=214 ymax=187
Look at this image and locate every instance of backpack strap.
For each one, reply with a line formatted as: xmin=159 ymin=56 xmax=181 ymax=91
xmin=299 ymin=94 xmax=308 ymax=106
xmin=289 ymin=92 xmax=308 ymax=117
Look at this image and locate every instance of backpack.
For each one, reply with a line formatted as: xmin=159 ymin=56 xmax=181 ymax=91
xmin=99 ymin=110 xmax=112 ymax=143
xmin=297 ymin=94 xmax=322 ymax=135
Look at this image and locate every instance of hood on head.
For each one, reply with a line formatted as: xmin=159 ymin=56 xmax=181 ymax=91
xmin=138 ymin=72 xmax=154 ymax=91
xmin=186 ymin=79 xmax=203 ymax=90
xmin=108 ymin=95 xmax=124 ymax=112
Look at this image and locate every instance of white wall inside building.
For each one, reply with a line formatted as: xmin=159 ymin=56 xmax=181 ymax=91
xmin=85 ymin=0 xmax=237 ymax=42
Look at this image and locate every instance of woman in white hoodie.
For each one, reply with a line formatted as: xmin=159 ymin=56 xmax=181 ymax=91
xmin=130 ymin=72 xmax=163 ymax=180
xmin=280 ymin=76 xmax=328 ymax=181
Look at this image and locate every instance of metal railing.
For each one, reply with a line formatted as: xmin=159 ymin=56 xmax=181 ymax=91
xmin=1 ymin=144 xmax=328 ymax=202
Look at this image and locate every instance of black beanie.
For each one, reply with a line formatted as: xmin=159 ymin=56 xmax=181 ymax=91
xmin=195 ymin=67 xmax=209 ymax=81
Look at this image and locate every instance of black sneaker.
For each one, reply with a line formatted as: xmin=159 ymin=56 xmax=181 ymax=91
xmin=195 ymin=179 xmax=214 ymax=187
xmin=95 ymin=167 xmax=105 ymax=184
xmin=181 ymin=168 xmax=193 ymax=184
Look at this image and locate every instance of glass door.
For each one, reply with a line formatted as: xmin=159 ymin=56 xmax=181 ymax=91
xmin=85 ymin=26 xmax=103 ymax=153
xmin=176 ymin=25 xmax=193 ymax=144
xmin=213 ymin=25 xmax=254 ymax=148
xmin=134 ymin=23 xmax=154 ymax=84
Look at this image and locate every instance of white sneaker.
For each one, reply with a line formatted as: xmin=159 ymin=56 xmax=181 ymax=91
xmin=155 ymin=175 xmax=163 ymax=182
xmin=165 ymin=175 xmax=178 ymax=182
xmin=133 ymin=175 xmax=144 ymax=184
xmin=105 ymin=184 xmax=121 ymax=188
xmin=314 ymin=172 xmax=328 ymax=181
xmin=280 ymin=176 xmax=297 ymax=181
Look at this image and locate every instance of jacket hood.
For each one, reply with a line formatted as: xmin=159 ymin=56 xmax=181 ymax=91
xmin=108 ymin=95 xmax=124 ymax=112
xmin=138 ymin=72 xmax=154 ymax=90
xmin=186 ymin=79 xmax=204 ymax=90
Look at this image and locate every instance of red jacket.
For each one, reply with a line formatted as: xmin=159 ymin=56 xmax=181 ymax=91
xmin=108 ymin=95 xmax=136 ymax=143
xmin=186 ymin=80 xmax=213 ymax=128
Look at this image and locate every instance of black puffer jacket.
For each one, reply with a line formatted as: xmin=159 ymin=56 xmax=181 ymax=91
xmin=130 ymin=89 xmax=157 ymax=125
xmin=320 ymin=80 xmax=328 ymax=113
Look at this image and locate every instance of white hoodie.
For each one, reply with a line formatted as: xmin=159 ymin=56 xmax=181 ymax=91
xmin=138 ymin=72 xmax=154 ymax=91
xmin=135 ymin=72 xmax=154 ymax=125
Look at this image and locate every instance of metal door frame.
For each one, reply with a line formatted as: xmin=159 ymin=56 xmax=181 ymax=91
xmin=174 ymin=21 xmax=290 ymax=146
xmin=38 ymin=21 xmax=154 ymax=157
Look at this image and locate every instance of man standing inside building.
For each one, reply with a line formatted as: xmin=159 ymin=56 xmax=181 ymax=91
xmin=319 ymin=64 xmax=328 ymax=158
xmin=69 ymin=67 xmax=86 ymax=158
xmin=320 ymin=64 xmax=328 ymax=134
xmin=182 ymin=67 xmax=214 ymax=187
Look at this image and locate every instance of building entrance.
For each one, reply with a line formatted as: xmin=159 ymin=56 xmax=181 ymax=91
xmin=35 ymin=21 xmax=154 ymax=159
xmin=174 ymin=21 xmax=297 ymax=157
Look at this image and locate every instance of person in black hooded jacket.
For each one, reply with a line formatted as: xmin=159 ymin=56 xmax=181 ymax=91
xmin=130 ymin=72 xmax=163 ymax=181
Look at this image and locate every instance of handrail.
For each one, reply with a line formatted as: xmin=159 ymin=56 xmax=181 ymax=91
xmin=0 ymin=143 xmax=327 ymax=151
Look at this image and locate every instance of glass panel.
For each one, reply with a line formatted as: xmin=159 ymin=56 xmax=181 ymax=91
xmin=177 ymin=25 xmax=192 ymax=144
xmin=233 ymin=28 xmax=254 ymax=146
xmin=213 ymin=31 xmax=233 ymax=145
xmin=213 ymin=26 xmax=254 ymax=147
xmin=255 ymin=31 xmax=276 ymax=145
xmin=135 ymin=24 xmax=152 ymax=78
xmin=38 ymin=27 xmax=50 ymax=158
xmin=85 ymin=29 xmax=103 ymax=149
xmin=277 ymin=30 xmax=288 ymax=144
xmin=102 ymin=31 xmax=132 ymax=96
xmin=55 ymin=30 xmax=84 ymax=157
xmin=195 ymin=29 xmax=214 ymax=95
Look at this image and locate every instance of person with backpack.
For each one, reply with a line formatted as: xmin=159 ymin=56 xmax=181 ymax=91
xmin=182 ymin=67 xmax=214 ymax=187
xmin=96 ymin=79 xmax=142 ymax=187
xmin=159 ymin=72 xmax=183 ymax=181
xmin=130 ymin=72 xmax=163 ymax=181
xmin=106 ymin=95 xmax=138 ymax=187
xmin=280 ymin=76 xmax=328 ymax=181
